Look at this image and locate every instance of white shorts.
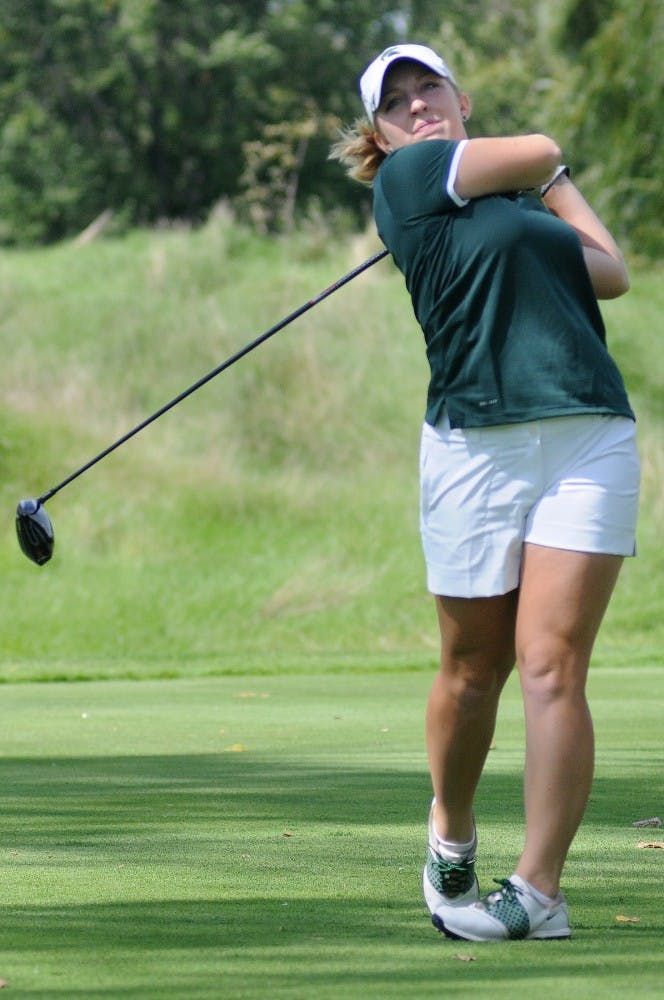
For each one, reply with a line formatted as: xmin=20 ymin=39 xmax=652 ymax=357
xmin=419 ymin=412 xmax=640 ymax=598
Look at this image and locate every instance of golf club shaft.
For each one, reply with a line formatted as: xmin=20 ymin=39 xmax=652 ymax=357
xmin=37 ymin=248 xmax=389 ymax=506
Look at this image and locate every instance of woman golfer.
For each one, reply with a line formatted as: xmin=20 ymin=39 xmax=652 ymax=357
xmin=331 ymin=43 xmax=640 ymax=941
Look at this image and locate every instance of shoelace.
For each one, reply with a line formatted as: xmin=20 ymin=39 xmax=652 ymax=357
xmin=431 ymin=853 xmax=475 ymax=895
xmin=486 ymin=878 xmax=522 ymax=906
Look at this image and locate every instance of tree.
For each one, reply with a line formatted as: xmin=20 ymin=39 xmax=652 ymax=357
xmin=0 ymin=0 xmax=660 ymax=255
xmin=0 ymin=0 xmax=278 ymax=240
xmin=548 ymin=0 xmax=664 ymax=256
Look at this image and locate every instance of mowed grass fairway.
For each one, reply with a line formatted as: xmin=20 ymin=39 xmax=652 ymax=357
xmin=1 ymin=219 xmax=663 ymax=996
xmin=0 ymin=669 xmax=662 ymax=999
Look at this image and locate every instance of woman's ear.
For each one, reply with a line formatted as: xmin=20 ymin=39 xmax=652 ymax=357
xmin=373 ymin=130 xmax=391 ymax=154
xmin=460 ymin=92 xmax=473 ymax=122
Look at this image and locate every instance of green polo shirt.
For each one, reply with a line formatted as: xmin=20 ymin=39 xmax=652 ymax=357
xmin=373 ymin=140 xmax=634 ymax=428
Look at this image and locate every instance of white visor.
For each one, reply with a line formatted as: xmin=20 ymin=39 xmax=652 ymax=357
xmin=359 ymin=44 xmax=457 ymax=123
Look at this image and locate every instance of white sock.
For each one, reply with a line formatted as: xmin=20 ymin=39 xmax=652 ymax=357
xmin=434 ymin=833 xmax=476 ymax=862
xmin=510 ymin=873 xmax=558 ymax=906
xmin=429 ymin=803 xmax=477 ymax=861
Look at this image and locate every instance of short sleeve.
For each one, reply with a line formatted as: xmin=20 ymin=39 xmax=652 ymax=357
xmin=376 ymin=140 xmax=467 ymax=220
xmin=447 ymin=140 xmax=469 ymax=207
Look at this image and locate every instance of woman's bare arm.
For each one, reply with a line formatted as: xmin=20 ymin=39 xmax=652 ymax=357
xmin=543 ymin=174 xmax=630 ymax=299
xmin=455 ymin=134 xmax=562 ymax=199
xmin=456 ymin=136 xmax=629 ymax=300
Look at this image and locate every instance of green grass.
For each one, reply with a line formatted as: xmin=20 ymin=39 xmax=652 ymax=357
xmin=1 ymin=218 xmax=664 ymax=676
xmin=0 ymin=222 xmax=662 ymax=996
xmin=0 ymin=668 xmax=661 ymax=998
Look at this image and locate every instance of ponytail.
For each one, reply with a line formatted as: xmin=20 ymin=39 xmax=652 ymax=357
xmin=329 ymin=119 xmax=387 ymax=184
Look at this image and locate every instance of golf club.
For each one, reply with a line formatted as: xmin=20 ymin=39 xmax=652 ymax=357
xmin=16 ymin=247 xmax=389 ymax=565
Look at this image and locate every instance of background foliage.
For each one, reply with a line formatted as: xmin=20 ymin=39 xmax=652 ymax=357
xmin=0 ymin=0 xmax=662 ymax=254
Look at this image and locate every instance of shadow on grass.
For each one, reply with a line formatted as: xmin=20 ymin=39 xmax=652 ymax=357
xmin=1 ymin=754 xmax=662 ymax=998
xmin=1 ymin=897 xmax=662 ymax=1000
xmin=1 ymin=753 xmax=430 ymax=838
xmin=0 ymin=752 xmax=658 ymax=835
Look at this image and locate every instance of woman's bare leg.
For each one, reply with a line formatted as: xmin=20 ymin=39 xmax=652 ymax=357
xmin=427 ymin=591 xmax=517 ymax=842
xmin=514 ymin=544 xmax=624 ymax=897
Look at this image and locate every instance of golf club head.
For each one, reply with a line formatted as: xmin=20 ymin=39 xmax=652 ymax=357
xmin=16 ymin=498 xmax=55 ymax=566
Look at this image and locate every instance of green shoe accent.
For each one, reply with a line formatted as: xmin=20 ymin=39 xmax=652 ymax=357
xmin=480 ymin=879 xmax=531 ymax=939
xmin=426 ymin=846 xmax=477 ymax=899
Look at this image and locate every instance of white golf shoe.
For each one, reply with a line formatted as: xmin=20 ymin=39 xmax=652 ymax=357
xmin=432 ymin=874 xmax=571 ymax=941
xmin=422 ymin=802 xmax=479 ymax=914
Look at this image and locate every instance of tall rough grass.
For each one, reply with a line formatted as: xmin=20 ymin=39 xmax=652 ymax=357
xmin=1 ymin=216 xmax=662 ymax=679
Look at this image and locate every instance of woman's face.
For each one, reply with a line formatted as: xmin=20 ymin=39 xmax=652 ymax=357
xmin=374 ymin=60 xmax=471 ymax=153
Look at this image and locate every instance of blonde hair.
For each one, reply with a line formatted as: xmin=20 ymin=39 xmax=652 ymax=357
xmin=329 ymin=118 xmax=387 ymax=185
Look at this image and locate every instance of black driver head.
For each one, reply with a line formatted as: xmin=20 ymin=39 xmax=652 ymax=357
xmin=16 ymin=498 xmax=55 ymax=565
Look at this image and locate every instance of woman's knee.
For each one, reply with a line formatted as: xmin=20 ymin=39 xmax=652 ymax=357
xmin=436 ymin=592 xmax=517 ymax=702
xmin=517 ymin=637 xmax=588 ymax=704
xmin=438 ymin=652 xmax=514 ymax=709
